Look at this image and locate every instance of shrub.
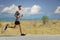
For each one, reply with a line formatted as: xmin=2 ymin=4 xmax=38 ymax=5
xmin=42 ymin=15 xmax=49 ymax=24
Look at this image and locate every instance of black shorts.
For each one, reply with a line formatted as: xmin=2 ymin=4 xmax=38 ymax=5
xmin=15 ymin=21 xmax=20 ymax=25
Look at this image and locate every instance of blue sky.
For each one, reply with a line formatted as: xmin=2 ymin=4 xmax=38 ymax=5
xmin=0 ymin=0 xmax=60 ymax=20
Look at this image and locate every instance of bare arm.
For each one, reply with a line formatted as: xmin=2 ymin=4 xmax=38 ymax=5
xmin=21 ymin=14 xmax=23 ymax=17
xmin=14 ymin=13 xmax=17 ymax=17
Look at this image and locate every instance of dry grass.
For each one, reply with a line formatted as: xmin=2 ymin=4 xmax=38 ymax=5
xmin=0 ymin=20 xmax=60 ymax=35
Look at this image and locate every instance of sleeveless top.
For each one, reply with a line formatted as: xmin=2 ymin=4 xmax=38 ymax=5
xmin=15 ymin=10 xmax=23 ymax=21
xmin=15 ymin=11 xmax=19 ymax=21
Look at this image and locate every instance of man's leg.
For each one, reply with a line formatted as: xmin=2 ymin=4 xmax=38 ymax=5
xmin=9 ymin=24 xmax=16 ymax=28
xmin=19 ymin=24 xmax=23 ymax=34
xmin=1 ymin=24 xmax=8 ymax=33
xmin=4 ymin=24 xmax=9 ymax=30
xmin=14 ymin=24 xmax=16 ymax=28
xmin=19 ymin=24 xmax=26 ymax=36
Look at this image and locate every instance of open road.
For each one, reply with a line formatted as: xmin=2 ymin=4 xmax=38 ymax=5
xmin=0 ymin=35 xmax=60 ymax=40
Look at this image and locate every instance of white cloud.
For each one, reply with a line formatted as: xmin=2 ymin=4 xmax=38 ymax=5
xmin=1 ymin=4 xmax=17 ymax=13
xmin=2 ymin=4 xmax=41 ymax=14
xmin=21 ymin=7 xmax=30 ymax=14
xmin=55 ymin=6 xmax=60 ymax=13
xmin=31 ymin=5 xmax=41 ymax=14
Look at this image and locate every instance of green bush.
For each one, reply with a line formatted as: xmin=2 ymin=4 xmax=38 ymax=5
xmin=42 ymin=15 xmax=49 ymax=24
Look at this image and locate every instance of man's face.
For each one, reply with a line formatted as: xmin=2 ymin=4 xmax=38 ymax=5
xmin=18 ymin=6 xmax=21 ymax=10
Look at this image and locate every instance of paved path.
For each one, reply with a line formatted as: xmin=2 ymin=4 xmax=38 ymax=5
xmin=0 ymin=35 xmax=60 ymax=40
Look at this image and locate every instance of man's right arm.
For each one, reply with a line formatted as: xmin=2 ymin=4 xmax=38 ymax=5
xmin=14 ymin=13 xmax=17 ymax=17
xmin=21 ymin=14 xmax=23 ymax=17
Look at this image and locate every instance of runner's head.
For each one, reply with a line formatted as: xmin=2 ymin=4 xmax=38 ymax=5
xmin=18 ymin=5 xmax=21 ymax=10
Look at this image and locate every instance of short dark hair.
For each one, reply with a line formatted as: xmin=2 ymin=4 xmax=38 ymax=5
xmin=18 ymin=5 xmax=21 ymax=7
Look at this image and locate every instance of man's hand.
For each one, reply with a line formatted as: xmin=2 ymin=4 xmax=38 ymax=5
xmin=21 ymin=14 xmax=23 ymax=17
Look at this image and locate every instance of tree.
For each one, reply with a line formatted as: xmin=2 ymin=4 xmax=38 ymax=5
xmin=42 ymin=15 xmax=49 ymax=24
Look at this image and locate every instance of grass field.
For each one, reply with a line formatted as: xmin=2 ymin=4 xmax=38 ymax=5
xmin=0 ymin=20 xmax=60 ymax=35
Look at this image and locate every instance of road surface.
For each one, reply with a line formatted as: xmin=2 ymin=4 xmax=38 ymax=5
xmin=0 ymin=35 xmax=60 ymax=40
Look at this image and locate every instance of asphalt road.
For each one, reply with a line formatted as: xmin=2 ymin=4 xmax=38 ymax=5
xmin=0 ymin=35 xmax=60 ymax=40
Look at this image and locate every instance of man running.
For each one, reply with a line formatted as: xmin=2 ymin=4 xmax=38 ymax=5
xmin=3 ymin=5 xmax=26 ymax=36
xmin=14 ymin=5 xmax=25 ymax=36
